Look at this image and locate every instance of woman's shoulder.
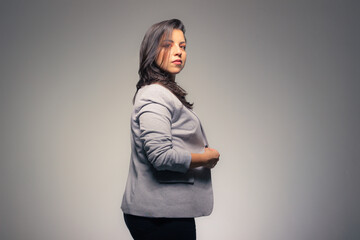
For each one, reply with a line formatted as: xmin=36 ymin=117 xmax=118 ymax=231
xmin=136 ymin=84 xmax=176 ymax=103
xmin=139 ymin=83 xmax=172 ymax=96
xmin=134 ymin=83 xmax=182 ymax=111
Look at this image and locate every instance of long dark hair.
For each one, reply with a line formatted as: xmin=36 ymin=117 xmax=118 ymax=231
xmin=134 ymin=19 xmax=193 ymax=109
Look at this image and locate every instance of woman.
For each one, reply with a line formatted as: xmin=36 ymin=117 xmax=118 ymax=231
xmin=121 ymin=19 xmax=220 ymax=240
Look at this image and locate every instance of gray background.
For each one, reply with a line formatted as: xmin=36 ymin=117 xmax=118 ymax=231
xmin=1 ymin=0 xmax=359 ymax=239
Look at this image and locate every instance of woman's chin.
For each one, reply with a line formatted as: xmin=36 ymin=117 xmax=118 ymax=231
xmin=167 ymin=68 xmax=183 ymax=75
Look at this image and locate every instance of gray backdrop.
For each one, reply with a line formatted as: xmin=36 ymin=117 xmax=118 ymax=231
xmin=1 ymin=0 xmax=359 ymax=239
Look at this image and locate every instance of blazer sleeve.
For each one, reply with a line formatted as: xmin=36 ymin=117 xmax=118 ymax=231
xmin=136 ymin=86 xmax=192 ymax=173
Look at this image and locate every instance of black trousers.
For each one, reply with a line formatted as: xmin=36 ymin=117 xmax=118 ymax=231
xmin=123 ymin=213 xmax=196 ymax=240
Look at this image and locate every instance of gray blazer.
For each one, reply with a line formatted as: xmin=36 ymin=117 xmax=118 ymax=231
xmin=121 ymin=84 xmax=213 ymax=218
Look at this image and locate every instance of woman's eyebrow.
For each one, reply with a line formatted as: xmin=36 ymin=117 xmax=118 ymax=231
xmin=162 ymin=40 xmax=186 ymax=44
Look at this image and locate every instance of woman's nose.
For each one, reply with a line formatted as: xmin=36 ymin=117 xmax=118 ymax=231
xmin=173 ymin=45 xmax=182 ymax=56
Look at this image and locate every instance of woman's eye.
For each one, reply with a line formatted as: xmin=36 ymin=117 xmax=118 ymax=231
xmin=180 ymin=45 xmax=186 ymax=50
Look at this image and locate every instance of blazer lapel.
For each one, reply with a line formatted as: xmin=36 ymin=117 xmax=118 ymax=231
xmin=188 ymin=108 xmax=209 ymax=147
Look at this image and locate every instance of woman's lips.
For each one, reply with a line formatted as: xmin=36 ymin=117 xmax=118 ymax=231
xmin=172 ymin=60 xmax=182 ymax=64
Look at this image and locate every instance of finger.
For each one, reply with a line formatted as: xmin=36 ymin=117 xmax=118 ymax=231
xmin=211 ymin=161 xmax=217 ymax=168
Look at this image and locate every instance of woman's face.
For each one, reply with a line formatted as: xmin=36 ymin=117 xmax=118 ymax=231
xmin=156 ymin=29 xmax=187 ymax=74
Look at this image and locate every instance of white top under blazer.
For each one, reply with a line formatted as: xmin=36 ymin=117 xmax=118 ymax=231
xmin=121 ymin=84 xmax=213 ymax=218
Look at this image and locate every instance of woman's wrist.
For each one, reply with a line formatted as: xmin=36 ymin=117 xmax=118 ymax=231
xmin=189 ymin=153 xmax=206 ymax=168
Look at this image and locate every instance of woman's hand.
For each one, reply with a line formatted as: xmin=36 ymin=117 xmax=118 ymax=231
xmin=202 ymin=147 xmax=220 ymax=169
xmin=190 ymin=147 xmax=220 ymax=169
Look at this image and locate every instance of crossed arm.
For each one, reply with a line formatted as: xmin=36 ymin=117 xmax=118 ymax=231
xmin=138 ymin=88 xmax=220 ymax=172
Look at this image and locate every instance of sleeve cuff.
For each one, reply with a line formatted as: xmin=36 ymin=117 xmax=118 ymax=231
xmin=174 ymin=150 xmax=192 ymax=173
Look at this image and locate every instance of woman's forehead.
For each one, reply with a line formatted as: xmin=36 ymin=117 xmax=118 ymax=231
xmin=161 ymin=29 xmax=186 ymax=42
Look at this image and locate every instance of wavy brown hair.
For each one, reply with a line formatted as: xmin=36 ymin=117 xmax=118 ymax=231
xmin=133 ymin=19 xmax=193 ymax=109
